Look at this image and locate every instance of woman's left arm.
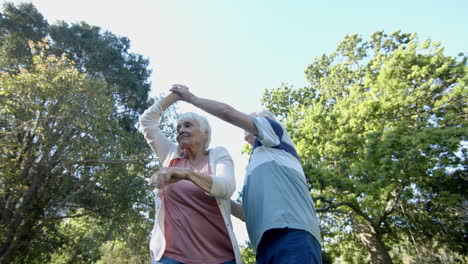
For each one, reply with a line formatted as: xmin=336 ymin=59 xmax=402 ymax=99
xmin=208 ymin=147 xmax=235 ymax=199
xmin=149 ymin=167 xmax=213 ymax=193
xmin=149 ymin=147 xmax=235 ymax=198
xmin=186 ymin=170 xmax=213 ymax=194
xmin=177 ymin=147 xmax=235 ymax=199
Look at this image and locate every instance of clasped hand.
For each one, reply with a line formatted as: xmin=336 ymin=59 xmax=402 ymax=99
xmin=170 ymin=84 xmax=195 ymax=102
xmin=148 ymin=167 xmax=187 ymax=188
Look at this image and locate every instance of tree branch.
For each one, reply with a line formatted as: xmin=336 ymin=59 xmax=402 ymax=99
xmin=67 ymin=159 xmax=141 ymax=166
xmin=45 ymin=208 xmax=101 ymax=220
xmin=314 ymin=196 xmax=374 ymax=224
xmin=378 ymin=184 xmax=404 ymax=224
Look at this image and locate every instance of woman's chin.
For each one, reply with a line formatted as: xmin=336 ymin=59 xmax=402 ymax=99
xmin=178 ymin=141 xmax=191 ymax=149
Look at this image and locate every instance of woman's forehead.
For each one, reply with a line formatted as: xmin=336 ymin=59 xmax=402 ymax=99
xmin=177 ymin=118 xmax=198 ymax=125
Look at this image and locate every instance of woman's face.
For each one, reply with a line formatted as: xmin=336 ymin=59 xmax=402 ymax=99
xmin=176 ymin=118 xmax=206 ymax=150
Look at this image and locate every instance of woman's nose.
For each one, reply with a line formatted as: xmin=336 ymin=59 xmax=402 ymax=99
xmin=178 ymin=128 xmax=188 ymax=136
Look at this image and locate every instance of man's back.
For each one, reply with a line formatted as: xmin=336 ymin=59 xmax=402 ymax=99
xmin=242 ymin=116 xmax=321 ymax=254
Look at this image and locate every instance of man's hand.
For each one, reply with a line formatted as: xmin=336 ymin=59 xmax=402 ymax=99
xmin=171 ymin=83 xmax=258 ymax=136
xmin=148 ymin=167 xmax=187 ymax=188
xmin=170 ymin=84 xmax=195 ymax=102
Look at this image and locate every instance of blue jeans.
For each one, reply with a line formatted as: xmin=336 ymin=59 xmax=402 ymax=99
xmin=256 ymin=228 xmax=322 ymax=264
xmin=151 ymin=256 xmax=236 ymax=264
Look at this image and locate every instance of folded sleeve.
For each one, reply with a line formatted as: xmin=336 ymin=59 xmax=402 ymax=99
xmin=209 ymin=146 xmax=236 ymax=199
xmin=251 ymin=116 xmax=283 ymax=147
xmin=139 ymin=101 xmax=177 ymax=164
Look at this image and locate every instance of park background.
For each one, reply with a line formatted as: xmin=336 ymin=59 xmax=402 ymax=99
xmin=0 ymin=0 xmax=466 ymax=263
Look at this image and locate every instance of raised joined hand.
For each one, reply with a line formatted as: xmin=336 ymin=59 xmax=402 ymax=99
xmin=170 ymin=84 xmax=195 ymax=102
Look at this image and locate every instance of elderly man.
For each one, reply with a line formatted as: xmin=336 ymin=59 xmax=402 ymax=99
xmin=171 ymin=85 xmax=322 ymax=264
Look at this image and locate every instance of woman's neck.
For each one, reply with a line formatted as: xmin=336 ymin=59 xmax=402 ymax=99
xmin=184 ymin=149 xmax=209 ymax=171
xmin=184 ymin=146 xmax=208 ymax=162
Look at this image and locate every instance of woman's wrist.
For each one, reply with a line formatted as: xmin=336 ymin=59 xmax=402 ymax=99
xmin=158 ymin=93 xmax=181 ymax=111
xmin=168 ymin=92 xmax=181 ymax=101
xmin=183 ymin=168 xmax=192 ymax=181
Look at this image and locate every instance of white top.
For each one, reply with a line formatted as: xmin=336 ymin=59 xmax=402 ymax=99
xmin=139 ymin=101 xmax=242 ymax=264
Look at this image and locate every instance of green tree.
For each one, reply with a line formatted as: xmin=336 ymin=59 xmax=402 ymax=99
xmin=0 ymin=2 xmax=151 ymax=124
xmin=0 ymin=41 xmax=153 ymax=263
xmin=240 ymin=242 xmax=255 ymax=264
xmin=25 ymin=214 xmax=148 ymax=264
xmin=0 ymin=2 xmax=160 ymax=263
xmin=0 ymin=2 xmax=48 ymax=70
xmin=262 ymin=31 xmax=467 ymax=263
xmin=47 ymin=21 xmax=151 ymax=121
xmin=36 ymin=214 xmax=111 ymax=264
xmin=96 ymin=240 xmax=147 ymax=264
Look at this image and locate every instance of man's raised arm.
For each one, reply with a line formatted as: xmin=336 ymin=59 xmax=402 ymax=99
xmin=171 ymin=84 xmax=258 ymax=136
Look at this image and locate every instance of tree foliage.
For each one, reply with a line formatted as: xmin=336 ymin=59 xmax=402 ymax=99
xmin=96 ymin=239 xmax=147 ymax=264
xmin=0 ymin=2 xmax=160 ymax=263
xmin=0 ymin=2 xmax=48 ymax=69
xmin=0 ymin=40 xmax=154 ymax=263
xmin=262 ymin=31 xmax=467 ymax=264
xmin=240 ymin=242 xmax=256 ymax=264
xmin=0 ymin=2 xmax=151 ymax=125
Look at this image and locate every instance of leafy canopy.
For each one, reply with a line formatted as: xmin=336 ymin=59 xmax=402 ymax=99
xmin=262 ymin=31 xmax=467 ymax=263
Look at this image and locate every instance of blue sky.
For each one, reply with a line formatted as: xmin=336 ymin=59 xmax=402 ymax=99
xmin=3 ymin=0 xmax=467 ymax=244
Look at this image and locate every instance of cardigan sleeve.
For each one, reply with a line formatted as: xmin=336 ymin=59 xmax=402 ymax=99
xmin=139 ymin=101 xmax=177 ymax=164
xmin=209 ymin=146 xmax=236 ymax=199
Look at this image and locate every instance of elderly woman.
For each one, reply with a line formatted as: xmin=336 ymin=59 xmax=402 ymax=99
xmin=139 ymin=92 xmax=242 ymax=264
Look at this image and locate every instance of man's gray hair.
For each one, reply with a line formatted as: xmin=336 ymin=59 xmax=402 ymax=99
xmin=255 ymin=108 xmax=277 ymax=121
xmin=177 ymin=112 xmax=211 ymax=150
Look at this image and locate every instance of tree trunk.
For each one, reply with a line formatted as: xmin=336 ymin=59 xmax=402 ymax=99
xmin=0 ymin=165 xmax=47 ymax=263
xmin=351 ymin=214 xmax=393 ymax=264
xmin=0 ymin=217 xmax=37 ymax=264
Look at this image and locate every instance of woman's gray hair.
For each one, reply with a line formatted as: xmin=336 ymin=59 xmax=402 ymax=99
xmin=255 ymin=108 xmax=277 ymax=121
xmin=177 ymin=112 xmax=211 ymax=150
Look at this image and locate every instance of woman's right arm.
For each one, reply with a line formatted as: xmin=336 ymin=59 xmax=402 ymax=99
xmin=139 ymin=93 xmax=180 ymax=162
